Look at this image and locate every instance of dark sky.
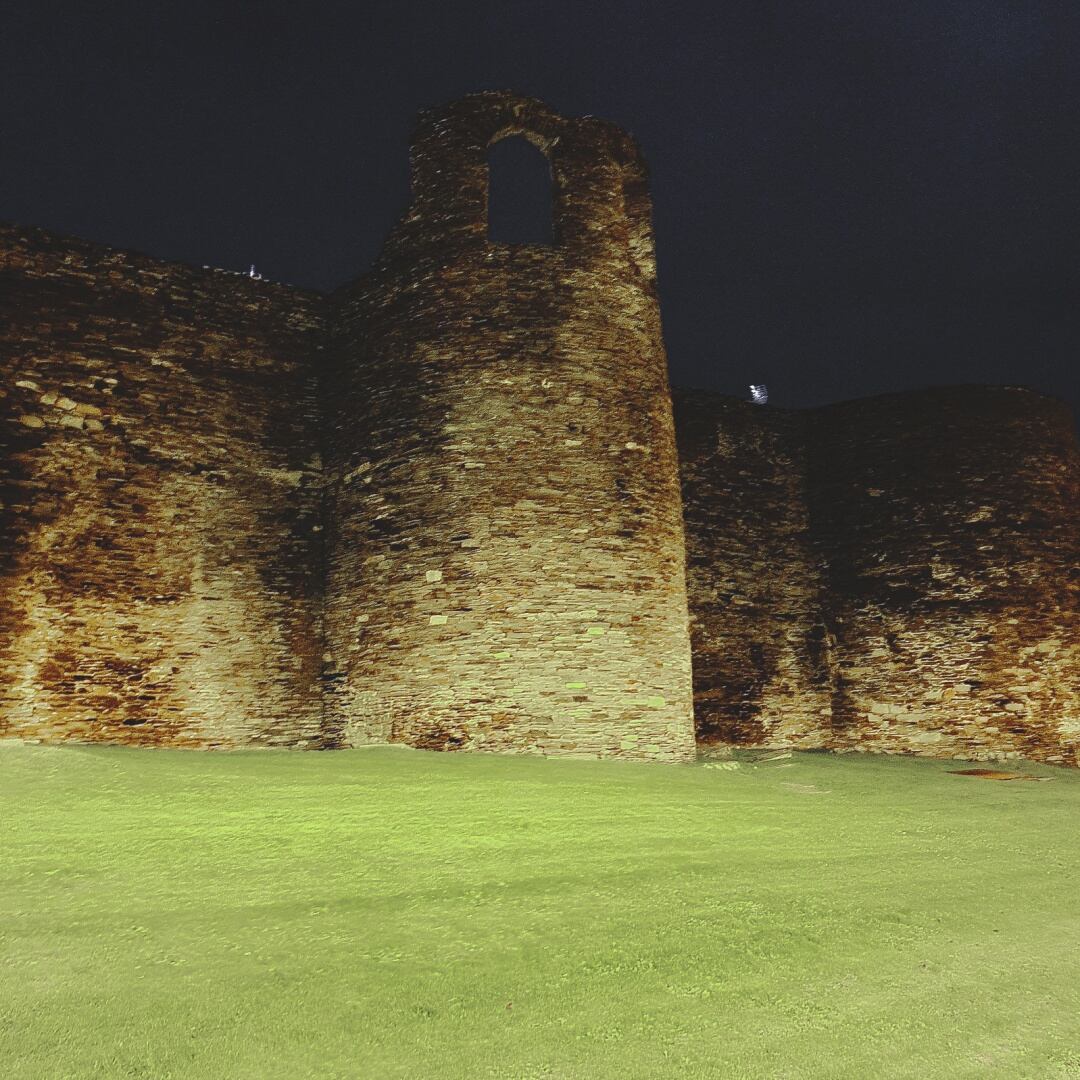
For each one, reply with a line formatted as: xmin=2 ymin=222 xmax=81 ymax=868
xmin=2 ymin=0 xmax=1078 ymax=421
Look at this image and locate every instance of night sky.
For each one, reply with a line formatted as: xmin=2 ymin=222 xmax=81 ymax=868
xmin=3 ymin=0 xmax=1078 ymax=422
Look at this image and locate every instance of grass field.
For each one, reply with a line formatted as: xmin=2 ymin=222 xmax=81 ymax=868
xmin=2 ymin=741 xmax=1078 ymax=1079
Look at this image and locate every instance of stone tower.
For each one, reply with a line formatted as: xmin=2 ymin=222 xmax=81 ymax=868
xmin=321 ymin=92 xmax=697 ymax=762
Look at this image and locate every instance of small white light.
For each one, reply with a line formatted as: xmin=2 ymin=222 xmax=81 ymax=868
xmin=749 ymin=384 xmax=768 ymax=405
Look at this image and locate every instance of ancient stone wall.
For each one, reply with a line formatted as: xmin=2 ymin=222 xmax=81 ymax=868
xmin=808 ymin=386 xmax=1080 ymax=767
xmin=322 ymin=92 xmax=697 ymax=762
xmin=673 ymin=391 xmax=833 ymax=749
xmin=677 ymin=385 xmax=1080 ymax=768
xmin=3 ymin=93 xmax=1077 ymax=769
xmin=0 ymin=224 xmax=328 ymax=747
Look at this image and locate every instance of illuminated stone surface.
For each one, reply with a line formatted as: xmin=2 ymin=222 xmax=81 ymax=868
xmin=2 ymin=91 xmax=1077 ymax=766
xmin=0 ymin=226 xmax=326 ymax=748
xmin=321 ymin=94 xmax=696 ymax=762
xmin=677 ymin=387 xmax=1080 ymax=768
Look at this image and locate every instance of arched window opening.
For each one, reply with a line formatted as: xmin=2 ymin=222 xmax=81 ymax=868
xmin=487 ymin=135 xmax=554 ymax=245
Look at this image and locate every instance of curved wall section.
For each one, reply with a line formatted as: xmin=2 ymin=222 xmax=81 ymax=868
xmin=322 ymin=92 xmax=696 ymax=762
xmin=808 ymin=386 xmax=1080 ymax=766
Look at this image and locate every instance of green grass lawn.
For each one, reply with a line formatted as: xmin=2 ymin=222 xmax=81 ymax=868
xmin=2 ymin=741 xmax=1078 ymax=1080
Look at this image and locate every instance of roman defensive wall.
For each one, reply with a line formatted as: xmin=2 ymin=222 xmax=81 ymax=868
xmin=2 ymin=92 xmax=1077 ymax=766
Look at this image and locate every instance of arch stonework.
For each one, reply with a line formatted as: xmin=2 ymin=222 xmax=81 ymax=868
xmin=485 ymin=133 xmax=554 ymax=244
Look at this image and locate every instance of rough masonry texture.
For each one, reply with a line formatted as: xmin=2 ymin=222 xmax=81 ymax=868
xmin=2 ymin=92 xmax=1078 ymax=767
xmin=675 ymin=388 xmax=1080 ymax=767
